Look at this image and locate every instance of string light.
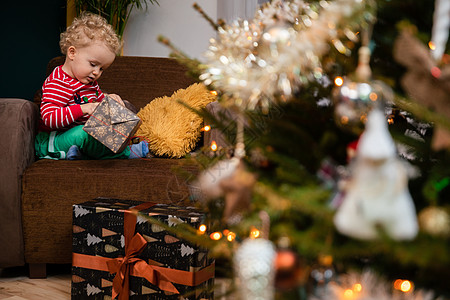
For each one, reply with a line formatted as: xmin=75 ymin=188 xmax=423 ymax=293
xmin=334 ymin=76 xmax=344 ymax=86
xmin=210 ymin=141 xmax=218 ymax=151
xmin=394 ymin=279 xmax=413 ymax=293
xmin=202 ymin=125 xmax=211 ymax=131
xmin=344 ymin=289 xmax=354 ymax=298
xmin=428 ymin=41 xmax=436 ymax=50
xmin=226 ymin=231 xmax=236 ymax=242
xmin=249 ymin=227 xmax=260 ymax=239
xmin=342 ymin=283 xmax=362 ymax=299
xmin=400 ymin=280 xmax=413 ymax=292
xmin=353 ymin=283 xmax=362 ymax=292
xmin=388 ymin=117 xmax=394 ymax=125
xmin=198 ymin=224 xmax=207 ymax=234
xmin=210 ymin=231 xmax=222 ymax=240
xmin=210 ymin=90 xmax=218 ymax=96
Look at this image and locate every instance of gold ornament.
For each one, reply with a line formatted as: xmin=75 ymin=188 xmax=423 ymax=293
xmin=418 ymin=206 xmax=450 ymax=237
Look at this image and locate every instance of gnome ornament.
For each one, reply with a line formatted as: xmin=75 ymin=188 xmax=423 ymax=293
xmin=334 ymin=109 xmax=419 ymax=240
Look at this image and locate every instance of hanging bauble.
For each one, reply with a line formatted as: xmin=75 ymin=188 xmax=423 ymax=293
xmin=332 ymin=77 xmax=391 ymax=134
xmin=234 ymin=238 xmax=276 ymax=300
xmin=309 ymin=254 xmax=337 ymax=299
xmin=418 ymin=206 xmax=450 ymax=237
xmin=257 ymin=21 xmax=296 ymax=59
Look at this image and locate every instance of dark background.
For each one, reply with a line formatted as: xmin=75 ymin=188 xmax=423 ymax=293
xmin=0 ymin=0 xmax=66 ymax=101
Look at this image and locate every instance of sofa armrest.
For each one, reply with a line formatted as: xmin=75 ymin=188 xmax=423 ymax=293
xmin=0 ymin=98 xmax=38 ymax=267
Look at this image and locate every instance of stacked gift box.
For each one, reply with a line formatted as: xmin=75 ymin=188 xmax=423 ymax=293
xmin=71 ymin=198 xmax=214 ymax=299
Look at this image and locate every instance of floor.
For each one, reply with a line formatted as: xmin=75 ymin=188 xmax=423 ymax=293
xmin=0 ymin=264 xmax=71 ymax=299
xmin=0 ymin=264 xmax=233 ymax=299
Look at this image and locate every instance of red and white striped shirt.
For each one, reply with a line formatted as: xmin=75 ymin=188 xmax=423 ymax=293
xmin=39 ymin=65 xmax=105 ymax=132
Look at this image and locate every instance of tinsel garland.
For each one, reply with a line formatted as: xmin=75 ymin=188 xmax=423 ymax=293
xmin=199 ymin=0 xmax=376 ymax=111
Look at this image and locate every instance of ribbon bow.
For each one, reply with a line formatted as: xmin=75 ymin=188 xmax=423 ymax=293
xmin=106 ymin=232 xmax=148 ymax=300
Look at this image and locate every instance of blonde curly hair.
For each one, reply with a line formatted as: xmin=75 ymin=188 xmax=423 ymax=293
xmin=60 ymin=12 xmax=122 ymax=55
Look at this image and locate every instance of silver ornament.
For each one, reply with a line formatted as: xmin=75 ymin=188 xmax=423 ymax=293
xmin=234 ymin=238 xmax=276 ymax=300
xmin=332 ymin=78 xmax=390 ymax=133
xmin=258 ymin=21 xmax=296 ymax=59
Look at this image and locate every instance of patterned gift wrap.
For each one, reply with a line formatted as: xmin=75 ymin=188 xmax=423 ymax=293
xmin=83 ymin=96 xmax=142 ymax=153
xmin=71 ymin=198 xmax=214 ymax=300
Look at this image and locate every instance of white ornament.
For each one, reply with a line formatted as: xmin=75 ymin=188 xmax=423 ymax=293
xmin=334 ymin=109 xmax=419 ymax=240
xmin=233 ymin=238 xmax=276 ymax=300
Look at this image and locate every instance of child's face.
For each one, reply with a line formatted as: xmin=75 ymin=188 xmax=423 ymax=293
xmin=66 ymin=42 xmax=116 ymax=84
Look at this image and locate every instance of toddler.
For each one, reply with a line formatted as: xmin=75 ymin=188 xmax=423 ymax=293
xmin=35 ymin=12 xmax=148 ymax=160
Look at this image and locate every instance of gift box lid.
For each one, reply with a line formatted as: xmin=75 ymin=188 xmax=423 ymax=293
xmin=74 ymin=197 xmax=206 ymax=225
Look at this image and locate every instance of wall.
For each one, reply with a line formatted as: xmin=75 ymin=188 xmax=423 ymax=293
xmin=123 ymin=0 xmax=263 ymax=60
xmin=123 ymin=0 xmax=218 ymax=60
xmin=0 ymin=0 xmax=66 ymax=100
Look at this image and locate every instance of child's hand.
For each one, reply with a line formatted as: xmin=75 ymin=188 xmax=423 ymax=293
xmin=106 ymin=93 xmax=125 ymax=107
xmin=81 ymin=102 xmax=99 ymax=115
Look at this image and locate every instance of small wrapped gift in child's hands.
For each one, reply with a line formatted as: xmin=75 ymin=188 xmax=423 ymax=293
xmin=83 ymin=95 xmax=142 ymax=153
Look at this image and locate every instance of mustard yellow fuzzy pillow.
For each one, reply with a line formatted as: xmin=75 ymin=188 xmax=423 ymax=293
xmin=136 ymin=83 xmax=215 ymax=158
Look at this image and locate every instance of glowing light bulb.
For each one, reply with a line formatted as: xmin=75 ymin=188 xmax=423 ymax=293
xmin=226 ymin=232 xmax=236 ymax=242
xmin=202 ymin=125 xmax=211 ymax=131
xmin=400 ymin=280 xmax=412 ymax=293
xmin=394 ymin=279 xmax=403 ymax=290
xmin=353 ymin=283 xmax=362 ymax=292
xmin=210 ymin=232 xmax=222 ymax=240
xmin=210 ymin=90 xmax=218 ymax=96
xmin=211 ymin=141 xmax=218 ymax=151
xmin=198 ymin=224 xmax=207 ymax=234
xmin=335 ymin=76 xmax=344 ymax=86
xmin=249 ymin=227 xmax=260 ymax=239
xmin=394 ymin=279 xmax=413 ymax=293
xmin=344 ymin=289 xmax=354 ymax=298
xmin=429 ymin=41 xmax=436 ymax=50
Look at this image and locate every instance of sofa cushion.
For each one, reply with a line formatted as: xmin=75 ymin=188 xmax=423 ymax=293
xmin=136 ymin=83 xmax=216 ymax=158
xmin=22 ymin=158 xmax=198 ymax=264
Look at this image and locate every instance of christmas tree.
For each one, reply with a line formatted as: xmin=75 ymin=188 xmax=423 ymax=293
xmin=148 ymin=0 xmax=450 ymax=299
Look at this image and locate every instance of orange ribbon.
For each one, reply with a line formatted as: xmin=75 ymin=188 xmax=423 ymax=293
xmin=72 ymin=202 xmax=214 ymax=299
xmin=106 ymin=232 xmax=148 ymax=299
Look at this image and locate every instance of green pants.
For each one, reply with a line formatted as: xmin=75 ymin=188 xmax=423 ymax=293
xmin=35 ymin=125 xmax=130 ymax=160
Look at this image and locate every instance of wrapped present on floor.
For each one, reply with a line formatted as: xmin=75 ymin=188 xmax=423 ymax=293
xmin=71 ymin=198 xmax=214 ymax=300
xmin=83 ymin=96 xmax=142 ymax=153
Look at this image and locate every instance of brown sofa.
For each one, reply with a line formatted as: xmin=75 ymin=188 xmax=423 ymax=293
xmin=0 ymin=56 xmax=216 ymax=278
